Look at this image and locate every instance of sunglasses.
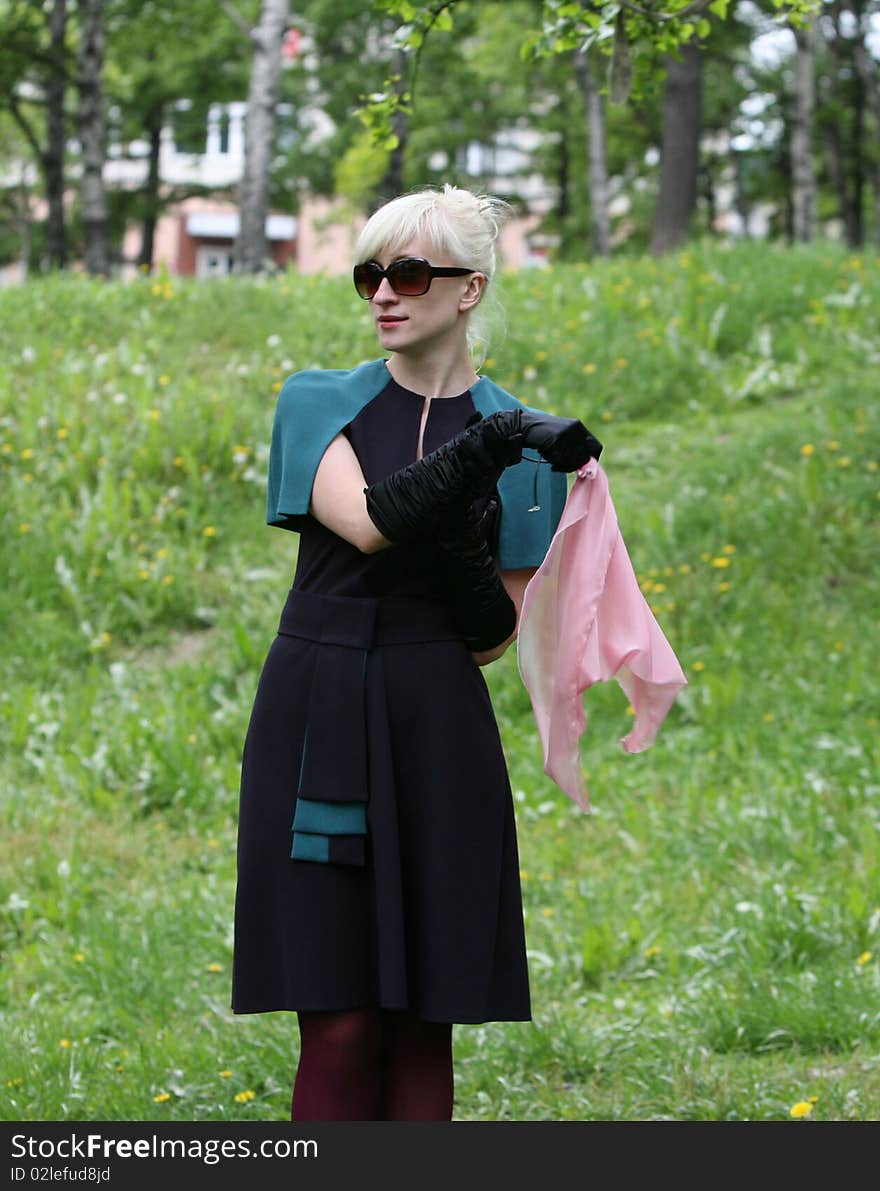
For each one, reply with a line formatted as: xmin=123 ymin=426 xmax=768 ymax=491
xmin=353 ymin=256 xmax=477 ymax=300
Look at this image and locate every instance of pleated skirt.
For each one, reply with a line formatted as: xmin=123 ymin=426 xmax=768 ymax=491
xmin=231 ymin=587 xmax=531 ymax=1024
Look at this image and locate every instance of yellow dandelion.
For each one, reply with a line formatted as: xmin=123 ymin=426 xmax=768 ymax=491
xmin=206 ymin=962 xmax=223 ymax=973
xmin=856 ymin=951 xmax=872 ymax=966
xmin=202 ymin=526 xmax=217 ymax=538
xmin=234 ymin=1090 xmax=256 ymax=1103
xmin=867 ymin=461 xmax=878 ymax=472
xmin=644 ymin=945 xmax=661 ymax=959
xmin=137 ymin=569 xmax=151 ymax=580
xmin=153 ymin=1092 xmax=171 ymax=1103
xmin=613 ymin=357 xmax=629 ymax=369
xmin=808 ymin=1096 xmax=819 ymax=1104
xmin=541 ymin=907 xmax=555 ymax=917
xmin=692 ymin=660 xmax=706 ymax=672
xmin=711 ymin=557 xmax=731 ymax=568
xmin=151 ymin=284 xmax=163 ymax=296
xmin=700 ymin=551 xmax=711 ymax=562
xmin=18 ymin=523 xmax=31 ymax=534
xmin=722 ymin=544 xmax=736 ymax=555
xmin=173 ymin=456 xmax=184 ymax=467
xmin=161 ymin=575 xmax=175 ymax=586
xmin=600 ymin=410 xmax=613 ymax=422
xmin=73 ymin=953 xmax=85 ymax=963
xmin=536 ymin=350 xmax=548 ymax=362
xmin=800 ymin=444 xmax=815 ymax=457
xmin=826 ymin=440 xmax=839 ymax=452
xmin=519 ymin=870 xmax=530 ymax=881
xmin=1 ymin=442 xmax=12 ymax=453
xmin=147 ymin=408 xmax=161 ymax=421
xmin=219 ymin=1070 xmax=233 ymax=1079
xmin=789 ymin=1101 xmax=813 ymax=1119
xmin=187 ymin=733 xmax=198 ymax=744
xmin=581 ymin=362 xmax=596 ymax=374
xmin=59 ymin=1039 xmax=71 ymax=1049
xmin=763 ymin=713 xmax=775 ymax=723
xmin=837 ymin=456 xmax=851 ymax=467
xmin=99 ymin=632 xmax=112 ymax=647
xmin=21 ymin=447 xmax=34 ymax=459
xmin=625 ymin=704 xmax=635 ymax=716
xmin=57 ymin=427 xmax=69 ymax=439
xmin=834 ymin=642 xmax=845 ymax=652
xmin=652 ymin=582 xmax=667 ymax=593
xmin=678 ymin=564 xmax=692 ymax=575
xmin=717 ymin=581 xmax=731 ymax=593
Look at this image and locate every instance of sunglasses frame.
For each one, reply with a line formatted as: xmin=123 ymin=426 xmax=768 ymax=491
xmin=353 ymin=256 xmax=478 ymax=300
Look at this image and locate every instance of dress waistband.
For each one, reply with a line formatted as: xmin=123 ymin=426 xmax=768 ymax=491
xmin=277 ymin=588 xmax=463 ymax=649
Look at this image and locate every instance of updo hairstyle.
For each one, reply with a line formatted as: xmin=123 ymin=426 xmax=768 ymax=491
xmin=353 ymin=184 xmax=511 ymax=369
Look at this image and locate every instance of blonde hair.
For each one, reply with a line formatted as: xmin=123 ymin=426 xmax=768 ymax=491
xmin=354 ymin=184 xmax=512 ymax=368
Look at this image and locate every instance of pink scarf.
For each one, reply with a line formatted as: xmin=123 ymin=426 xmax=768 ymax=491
xmin=516 ymin=459 xmax=688 ymax=812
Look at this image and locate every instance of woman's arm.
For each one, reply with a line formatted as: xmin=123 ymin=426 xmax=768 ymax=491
xmin=471 ymin=567 xmax=537 ymax=666
xmin=309 ymin=433 xmax=392 ymax=554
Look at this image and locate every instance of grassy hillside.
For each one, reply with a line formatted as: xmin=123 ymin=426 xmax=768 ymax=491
xmin=1 ymin=241 xmax=878 ymax=1121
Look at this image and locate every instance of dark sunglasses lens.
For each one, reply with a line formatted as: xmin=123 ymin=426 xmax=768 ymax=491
xmin=389 ymin=259 xmax=430 ymax=295
xmin=353 ymin=263 xmax=380 ymax=298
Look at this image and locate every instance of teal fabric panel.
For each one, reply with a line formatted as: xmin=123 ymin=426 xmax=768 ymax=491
xmin=290 ymin=832 xmax=329 ymax=862
xmin=472 ymin=378 xmax=569 ymax=571
xmin=266 ymin=359 xmax=390 ymax=528
xmin=292 ymin=798 xmax=367 ymax=836
xmin=264 ymin=358 xmax=568 ymax=569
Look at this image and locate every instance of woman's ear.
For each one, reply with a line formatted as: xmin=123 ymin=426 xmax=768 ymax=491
xmin=459 ymin=272 xmax=486 ymax=312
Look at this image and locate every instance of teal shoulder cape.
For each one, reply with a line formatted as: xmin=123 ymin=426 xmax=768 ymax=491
xmin=266 ymin=357 xmax=568 ymax=571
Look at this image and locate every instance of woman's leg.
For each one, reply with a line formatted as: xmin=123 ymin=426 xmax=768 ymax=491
xmin=379 ymin=1010 xmax=454 ymax=1121
xmin=291 ymin=1007 xmax=383 ymax=1121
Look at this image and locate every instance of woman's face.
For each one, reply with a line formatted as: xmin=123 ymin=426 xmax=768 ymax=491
xmin=364 ymin=236 xmax=483 ymax=358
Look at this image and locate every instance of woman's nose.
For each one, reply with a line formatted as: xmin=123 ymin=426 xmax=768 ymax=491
xmin=371 ymin=276 xmax=398 ymax=303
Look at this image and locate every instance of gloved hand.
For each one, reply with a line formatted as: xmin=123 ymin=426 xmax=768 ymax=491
xmin=434 ymin=502 xmax=516 ymax=654
xmin=365 ymin=407 xmax=602 ymax=546
xmin=517 ymin=408 xmax=603 ymax=473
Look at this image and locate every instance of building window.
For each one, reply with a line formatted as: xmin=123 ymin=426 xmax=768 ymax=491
xmin=196 ymin=247 xmax=234 ymax=278
xmin=218 ymin=110 xmax=230 ymax=155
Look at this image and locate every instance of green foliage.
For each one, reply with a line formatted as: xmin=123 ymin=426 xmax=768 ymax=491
xmin=1 ymin=240 xmax=879 ymax=1120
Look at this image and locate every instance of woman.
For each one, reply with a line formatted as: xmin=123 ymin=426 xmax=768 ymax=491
xmin=231 ymin=184 xmax=602 ymax=1121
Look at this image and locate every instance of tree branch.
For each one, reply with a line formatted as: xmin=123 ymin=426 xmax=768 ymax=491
xmin=217 ymin=0 xmax=255 ymax=43
xmin=7 ymin=91 xmax=44 ymax=165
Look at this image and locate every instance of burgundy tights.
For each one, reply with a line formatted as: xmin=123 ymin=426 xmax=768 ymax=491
xmin=290 ymin=1007 xmax=454 ymax=1121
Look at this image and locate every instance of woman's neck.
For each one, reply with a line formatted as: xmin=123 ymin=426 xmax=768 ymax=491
xmin=384 ymin=351 xmax=479 ymax=399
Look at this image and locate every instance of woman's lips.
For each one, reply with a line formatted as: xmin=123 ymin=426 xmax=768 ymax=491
xmin=377 ymin=316 xmax=406 ymax=327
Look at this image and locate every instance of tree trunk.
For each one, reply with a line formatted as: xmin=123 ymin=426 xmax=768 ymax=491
xmin=138 ymin=104 xmax=164 ymax=270
xmin=77 ymin=0 xmax=110 ymax=275
xmin=649 ymin=40 xmax=703 ymax=255
xmin=234 ymin=0 xmax=288 ymax=274
xmin=791 ymin=19 xmax=817 ymax=243
xmin=850 ymin=3 xmax=880 ymax=244
xmin=45 ymin=0 xmax=68 ymax=269
xmin=573 ymin=47 xmax=610 ymax=258
xmin=373 ymin=48 xmax=409 ymax=211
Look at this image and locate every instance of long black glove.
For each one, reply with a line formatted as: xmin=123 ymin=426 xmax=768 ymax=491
xmin=365 ymin=408 xmax=602 ymax=546
xmin=434 ymin=502 xmax=517 ymax=653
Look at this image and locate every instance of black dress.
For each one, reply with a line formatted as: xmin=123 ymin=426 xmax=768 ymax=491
xmin=231 ymin=376 xmax=531 ymax=1024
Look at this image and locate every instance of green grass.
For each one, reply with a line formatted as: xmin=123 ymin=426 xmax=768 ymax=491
xmin=1 ymin=240 xmax=878 ymax=1121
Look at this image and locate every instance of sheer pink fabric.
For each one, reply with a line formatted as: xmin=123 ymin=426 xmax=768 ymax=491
xmin=516 ymin=459 xmax=688 ymax=813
